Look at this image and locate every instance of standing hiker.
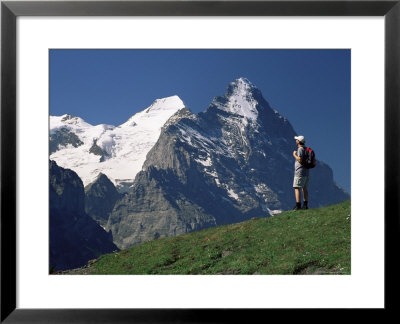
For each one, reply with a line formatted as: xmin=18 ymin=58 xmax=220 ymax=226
xmin=292 ymin=135 xmax=312 ymax=210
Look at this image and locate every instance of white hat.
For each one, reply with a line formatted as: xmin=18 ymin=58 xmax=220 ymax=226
xmin=294 ymin=135 xmax=305 ymax=144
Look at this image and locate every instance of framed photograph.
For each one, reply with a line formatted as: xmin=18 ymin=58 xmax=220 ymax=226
xmin=1 ymin=0 xmax=399 ymax=321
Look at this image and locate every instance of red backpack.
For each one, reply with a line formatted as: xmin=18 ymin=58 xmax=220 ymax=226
xmin=302 ymin=147 xmax=317 ymax=169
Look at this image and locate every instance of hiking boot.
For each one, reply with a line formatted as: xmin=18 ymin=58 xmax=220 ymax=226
xmin=293 ymin=205 xmax=301 ymax=211
xmin=302 ymin=205 xmax=308 ymax=210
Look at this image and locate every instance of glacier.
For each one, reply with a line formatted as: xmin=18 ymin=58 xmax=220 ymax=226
xmin=50 ymin=95 xmax=185 ymax=191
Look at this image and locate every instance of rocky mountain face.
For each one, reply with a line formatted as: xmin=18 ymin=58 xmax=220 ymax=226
xmin=84 ymin=173 xmax=124 ymax=227
xmin=49 ymin=127 xmax=84 ymax=154
xmin=50 ymin=160 xmax=118 ymax=271
xmin=106 ymin=78 xmax=349 ymax=249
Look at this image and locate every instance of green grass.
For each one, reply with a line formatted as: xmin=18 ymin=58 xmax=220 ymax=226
xmin=85 ymin=200 xmax=351 ymax=275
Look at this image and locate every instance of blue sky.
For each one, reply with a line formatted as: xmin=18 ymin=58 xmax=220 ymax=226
xmin=50 ymin=49 xmax=350 ymax=194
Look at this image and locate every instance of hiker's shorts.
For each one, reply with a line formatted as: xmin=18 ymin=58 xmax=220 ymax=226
xmin=293 ymin=175 xmax=309 ymax=188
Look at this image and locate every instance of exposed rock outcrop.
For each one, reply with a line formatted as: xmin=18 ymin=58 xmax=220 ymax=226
xmin=50 ymin=160 xmax=118 ymax=271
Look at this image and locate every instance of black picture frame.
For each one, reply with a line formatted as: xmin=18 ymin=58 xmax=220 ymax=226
xmin=1 ymin=0 xmax=399 ymax=322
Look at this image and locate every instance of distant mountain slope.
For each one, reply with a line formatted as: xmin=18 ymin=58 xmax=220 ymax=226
xmin=60 ymin=200 xmax=351 ymax=275
xmin=106 ymin=78 xmax=349 ymax=249
xmin=50 ymin=95 xmax=185 ymax=192
xmin=84 ymin=173 xmax=124 ymax=227
xmin=50 ymin=160 xmax=118 ymax=271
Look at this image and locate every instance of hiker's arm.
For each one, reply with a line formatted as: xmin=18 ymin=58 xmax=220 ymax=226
xmin=293 ymin=151 xmax=301 ymax=163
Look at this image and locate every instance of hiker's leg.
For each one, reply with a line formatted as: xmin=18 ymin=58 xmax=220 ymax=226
xmin=302 ymin=187 xmax=308 ymax=202
xmin=294 ymin=188 xmax=301 ymax=203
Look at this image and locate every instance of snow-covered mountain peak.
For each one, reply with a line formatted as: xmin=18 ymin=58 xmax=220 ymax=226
xmin=146 ymin=95 xmax=185 ymax=113
xmin=50 ymin=114 xmax=115 ymax=135
xmin=62 ymin=114 xmax=93 ymax=126
xmin=229 ymin=77 xmax=256 ymax=92
xmin=50 ymin=95 xmax=186 ymax=190
xmin=61 ymin=113 xmax=75 ymax=121
xmin=50 ymin=114 xmax=94 ymax=135
xmin=55 ymin=114 xmax=91 ymax=125
xmin=212 ymin=78 xmax=259 ymax=122
xmin=120 ymin=95 xmax=185 ymax=128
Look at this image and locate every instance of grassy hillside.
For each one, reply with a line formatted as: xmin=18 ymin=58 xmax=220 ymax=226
xmin=64 ymin=200 xmax=351 ymax=275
